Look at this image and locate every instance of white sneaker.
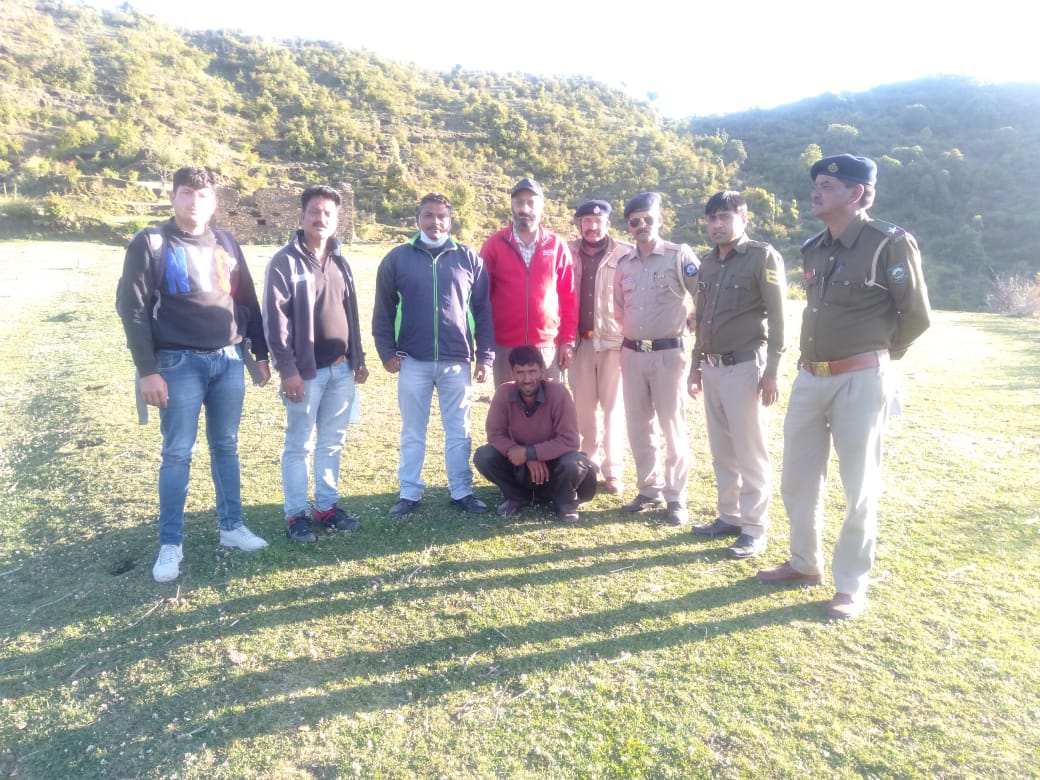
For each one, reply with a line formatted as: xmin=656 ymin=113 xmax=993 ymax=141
xmin=219 ymin=524 xmax=269 ymax=551
xmin=153 ymin=544 xmax=183 ymax=582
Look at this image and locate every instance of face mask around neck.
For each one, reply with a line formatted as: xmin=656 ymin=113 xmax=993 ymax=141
xmin=421 ymin=231 xmax=450 ymax=248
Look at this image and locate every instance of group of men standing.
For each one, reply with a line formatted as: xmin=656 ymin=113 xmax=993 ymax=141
xmin=118 ymin=154 xmax=930 ymax=619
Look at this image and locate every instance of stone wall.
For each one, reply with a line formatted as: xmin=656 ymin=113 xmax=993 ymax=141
xmin=214 ymin=183 xmax=355 ymax=244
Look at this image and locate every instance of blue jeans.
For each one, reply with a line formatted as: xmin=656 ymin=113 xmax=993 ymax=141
xmin=397 ymin=359 xmax=473 ymax=501
xmin=156 ymin=345 xmax=245 ymax=545
xmin=281 ymin=361 xmax=356 ymax=518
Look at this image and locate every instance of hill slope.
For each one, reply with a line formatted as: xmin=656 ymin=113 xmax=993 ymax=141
xmin=1 ymin=0 xmax=1038 ymax=309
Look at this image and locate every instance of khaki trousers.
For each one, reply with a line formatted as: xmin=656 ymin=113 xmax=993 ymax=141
xmin=701 ymin=359 xmax=771 ymax=537
xmin=780 ymin=364 xmax=894 ymax=597
xmin=620 ymin=346 xmax=688 ymax=503
xmin=569 ymin=342 xmax=625 ymax=480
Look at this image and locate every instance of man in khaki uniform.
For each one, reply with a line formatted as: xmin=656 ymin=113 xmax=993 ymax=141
xmin=689 ymin=191 xmax=785 ymax=559
xmin=568 ymin=199 xmax=632 ymax=495
xmin=613 ymin=192 xmax=700 ymax=526
xmin=757 ymin=154 xmax=931 ymax=619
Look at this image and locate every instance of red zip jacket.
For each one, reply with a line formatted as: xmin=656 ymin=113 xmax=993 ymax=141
xmin=480 ymin=225 xmax=577 ymax=348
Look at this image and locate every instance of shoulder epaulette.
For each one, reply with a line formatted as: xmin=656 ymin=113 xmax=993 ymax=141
xmin=866 ymin=219 xmax=907 ymax=241
xmin=802 ymin=229 xmax=826 ymax=250
xmin=746 ymin=239 xmax=770 ymax=250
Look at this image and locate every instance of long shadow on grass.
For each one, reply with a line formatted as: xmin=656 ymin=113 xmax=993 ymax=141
xmin=1 ymin=514 xmax=728 ymax=691
xmin=13 ymin=585 xmax=818 ymax=774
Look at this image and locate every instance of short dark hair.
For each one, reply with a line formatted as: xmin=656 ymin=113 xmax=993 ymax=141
xmin=301 ymin=184 xmax=341 ymax=211
xmin=508 ymin=345 xmax=545 ymax=369
xmin=705 ymin=190 xmax=747 ymax=217
xmin=417 ymin=192 xmax=452 ymax=217
xmin=172 ymin=167 xmax=217 ymax=192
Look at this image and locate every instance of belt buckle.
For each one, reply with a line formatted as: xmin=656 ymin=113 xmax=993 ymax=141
xmin=640 ymin=339 xmax=654 ymax=352
xmin=810 ymin=360 xmax=831 ymax=377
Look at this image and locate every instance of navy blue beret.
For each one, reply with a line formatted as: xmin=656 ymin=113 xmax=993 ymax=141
xmin=575 ymin=199 xmax=612 ymax=218
xmin=623 ymin=192 xmax=661 ymax=218
xmin=810 ymin=154 xmax=877 ymax=186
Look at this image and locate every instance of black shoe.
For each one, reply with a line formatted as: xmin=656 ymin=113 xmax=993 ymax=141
xmin=556 ymin=503 xmax=580 ymax=523
xmin=727 ymin=533 xmax=766 ymax=559
xmin=621 ymin=494 xmax=666 ymax=513
xmin=451 ymin=494 xmax=488 ymax=514
xmin=665 ymin=501 xmax=689 ymax=527
xmin=692 ymin=517 xmax=742 ymax=537
xmin=389 ymin=498 xmax=421 ymax=518
xmin=286 ymin=512 xmax=316 ymax=543
xmin=497 ymin=498 xmax=528 ymax=518
xmin=313 ymin=504 xmax=360 ymax=532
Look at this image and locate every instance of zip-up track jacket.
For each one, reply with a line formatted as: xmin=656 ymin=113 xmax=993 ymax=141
xmin=372 ymin=236 xmax=494 ymax=365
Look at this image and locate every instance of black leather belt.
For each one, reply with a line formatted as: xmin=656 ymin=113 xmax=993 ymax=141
xmin=703 ymin=350 xmax=758 ymax=367
xmin=622 ymin=337 xmax=683 ymax=353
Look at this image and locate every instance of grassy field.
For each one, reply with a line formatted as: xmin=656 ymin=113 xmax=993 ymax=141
xmin=1 ymin=240 xmax=1038 ymax=779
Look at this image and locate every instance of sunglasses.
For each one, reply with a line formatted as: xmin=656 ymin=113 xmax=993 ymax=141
xmin=628 ymin=215 xmax=656 ymax=227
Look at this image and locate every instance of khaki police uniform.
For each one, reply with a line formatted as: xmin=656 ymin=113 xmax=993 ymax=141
xmin=693 ymin=234 xmax=785 ymax=539
xmin=614 ymin=240 xmax=699 ymax=503
xmin=568 ymin=236 xmax=632 ymax=483
xmin=782 ymin=211 xmax=930 ymax=597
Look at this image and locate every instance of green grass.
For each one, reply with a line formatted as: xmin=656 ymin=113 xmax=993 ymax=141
xmin=1 ymin=240 xmax=1038 ymax=779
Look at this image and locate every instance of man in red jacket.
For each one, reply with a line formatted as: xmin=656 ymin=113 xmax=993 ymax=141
xmin=480 ymin=178 xmax=578 ymax=387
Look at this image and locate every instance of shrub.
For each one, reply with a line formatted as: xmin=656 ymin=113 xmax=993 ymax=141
xmin=0 ymin=197 xmax=38 ymax=220
xmin=986 ymin=274 xmax=1040 ymax=317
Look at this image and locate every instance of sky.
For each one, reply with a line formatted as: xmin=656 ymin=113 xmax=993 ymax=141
xmin=85 ymin=0 xmax=1037 ymax=118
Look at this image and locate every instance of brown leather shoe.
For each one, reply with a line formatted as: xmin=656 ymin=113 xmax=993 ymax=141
xmin=826 ymin=592 xmax=866 ymax=619
xmin=756 ymin=560 xmax=822 ymax=585
xmin=602 ymin=477 xmax=623 ymax=495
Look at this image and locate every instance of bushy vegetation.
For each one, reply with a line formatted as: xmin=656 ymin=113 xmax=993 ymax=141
xmin=986 ymin=274 xmax=1040 ymax=316
xmin=2 ymin=0 xmax=1038 ymax=310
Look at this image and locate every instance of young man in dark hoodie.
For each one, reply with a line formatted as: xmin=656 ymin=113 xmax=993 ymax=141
xmin=117 ymin=167 xmax=271 ymax=582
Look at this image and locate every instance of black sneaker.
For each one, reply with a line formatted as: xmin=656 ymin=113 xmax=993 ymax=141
xmin=313 ymin=504 xmax=361 ymax=532
xmin=450 ymin=494 xmax=489 ymax=514
xmin=286 ymin=512 xmax=316 ymax=543
xmin=389 ymin=497 xmax=422 ymax=518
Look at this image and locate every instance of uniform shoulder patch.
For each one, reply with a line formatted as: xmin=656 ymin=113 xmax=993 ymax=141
xmin=683 ymin=262 xmax=699 ymax=277
xmin=888 ymin=264 xmax=909 ymax=285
